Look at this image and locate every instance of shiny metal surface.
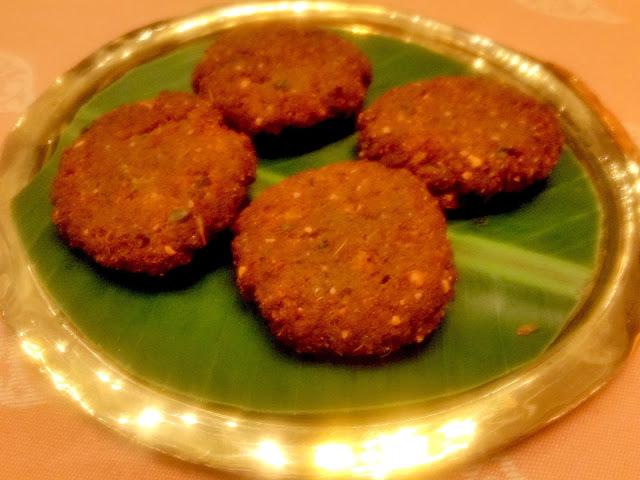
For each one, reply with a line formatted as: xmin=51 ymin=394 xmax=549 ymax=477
xmin=0 ymin=2 xmax=638 ymax=478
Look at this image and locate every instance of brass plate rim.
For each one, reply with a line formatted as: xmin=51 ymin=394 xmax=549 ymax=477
xmin=1 ymin=2 xmax=639 ymax=478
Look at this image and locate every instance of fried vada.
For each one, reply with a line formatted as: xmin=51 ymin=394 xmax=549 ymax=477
xmin=192 ymin=21 xmax=373 ymax=136
xmin=357 ymin=76 xmax=564 ymax=209
xmin=232 ymin=161 xmax=456 ymax=357
xmin=51 ymin=91 xmax=257 ymax=276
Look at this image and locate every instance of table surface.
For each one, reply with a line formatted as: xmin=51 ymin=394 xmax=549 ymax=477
xmin=1 ymin=1 xmax=639 ymax=479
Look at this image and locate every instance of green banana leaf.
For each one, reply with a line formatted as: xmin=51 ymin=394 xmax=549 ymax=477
xmin=10 ymin=33 xmax=600 ymax=413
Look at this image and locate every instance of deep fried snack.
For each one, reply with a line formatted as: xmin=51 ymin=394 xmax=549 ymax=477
xmin=51 ymin=91 xmax=257 ymax=276
xmin=357 ymin=76 xmax=564 ymax=209
xmin=232 ymin=162 xmax=457 ymax=357
xmin=192 ymin=21 xmax=373 ymax=136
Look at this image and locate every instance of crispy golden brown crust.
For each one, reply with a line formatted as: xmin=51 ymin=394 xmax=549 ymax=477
xmin=232 ymin=161 xmax=456 ymax=357
xmin=51 ymin=91 xmax=257 ymax=276
xmin=357 ymin=76 xmax=564 ymax=209
xmin=192 ymin=21 xmax=372 ymax=136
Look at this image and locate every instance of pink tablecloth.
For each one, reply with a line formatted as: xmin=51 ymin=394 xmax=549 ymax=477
xmin=1 ymin=1 xmax=639 ymax=478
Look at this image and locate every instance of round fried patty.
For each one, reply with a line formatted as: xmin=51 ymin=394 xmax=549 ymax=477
xmin=357 ymin=76 xmax=564 ymax=209
xmin=192 ymin=21 xmax=372 ymax=136
xmin=232 ymin=162 xmax=457 ymax=357
xmin=51 ymin=91 xmax=257 ymax=276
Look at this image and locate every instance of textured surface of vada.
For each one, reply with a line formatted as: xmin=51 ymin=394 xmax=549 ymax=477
xmin=192 ymin=21 xmax=372 ymax=136
xmin=51 ymin=91 xmax=257 ymax=276
xmin=357 ymin=76 xmax=563 ymax=209
xmin=232 ymin=162 xmax=457 ymax=357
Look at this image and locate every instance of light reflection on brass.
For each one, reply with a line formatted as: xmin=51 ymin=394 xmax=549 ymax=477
xmin=354 ymin=428 xmax=431 ymax=477
xmin=137 ymin=408 xmax=163 ymax=428
xmin=255 ymin=441 xmax=287 ymax=467
xmin=347 ymin=25 xmax=375 ymax=35
xmin=314 ymin=420 xmax=476 ymax=476
xmin=176 ymin=19 xmax=209 ymax=34
xmin=472 ymin=57 xmax=486 ymax=70
xmin=314 ymin=443 xmax=356 ymax=471
xmin=179 ymin=414 xmax=198 ymax=425
xmin=96 ymin=370 xmax=123 ymax=390
xmin=137 ymin=30 xmax=153 ymax=41
xmin=438 ymin=418 xmax=475 ymax=438
xmin=292 ymin=1 xmax=311 ymax=14
xmin=22 ymin=341 xmax=95 ymax=414
xmin=21 ymin=340 xmax=43 ymax=362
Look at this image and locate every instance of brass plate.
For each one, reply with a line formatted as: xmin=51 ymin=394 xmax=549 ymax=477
xmin=1 ymin=2 xmax=638 ymax=478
